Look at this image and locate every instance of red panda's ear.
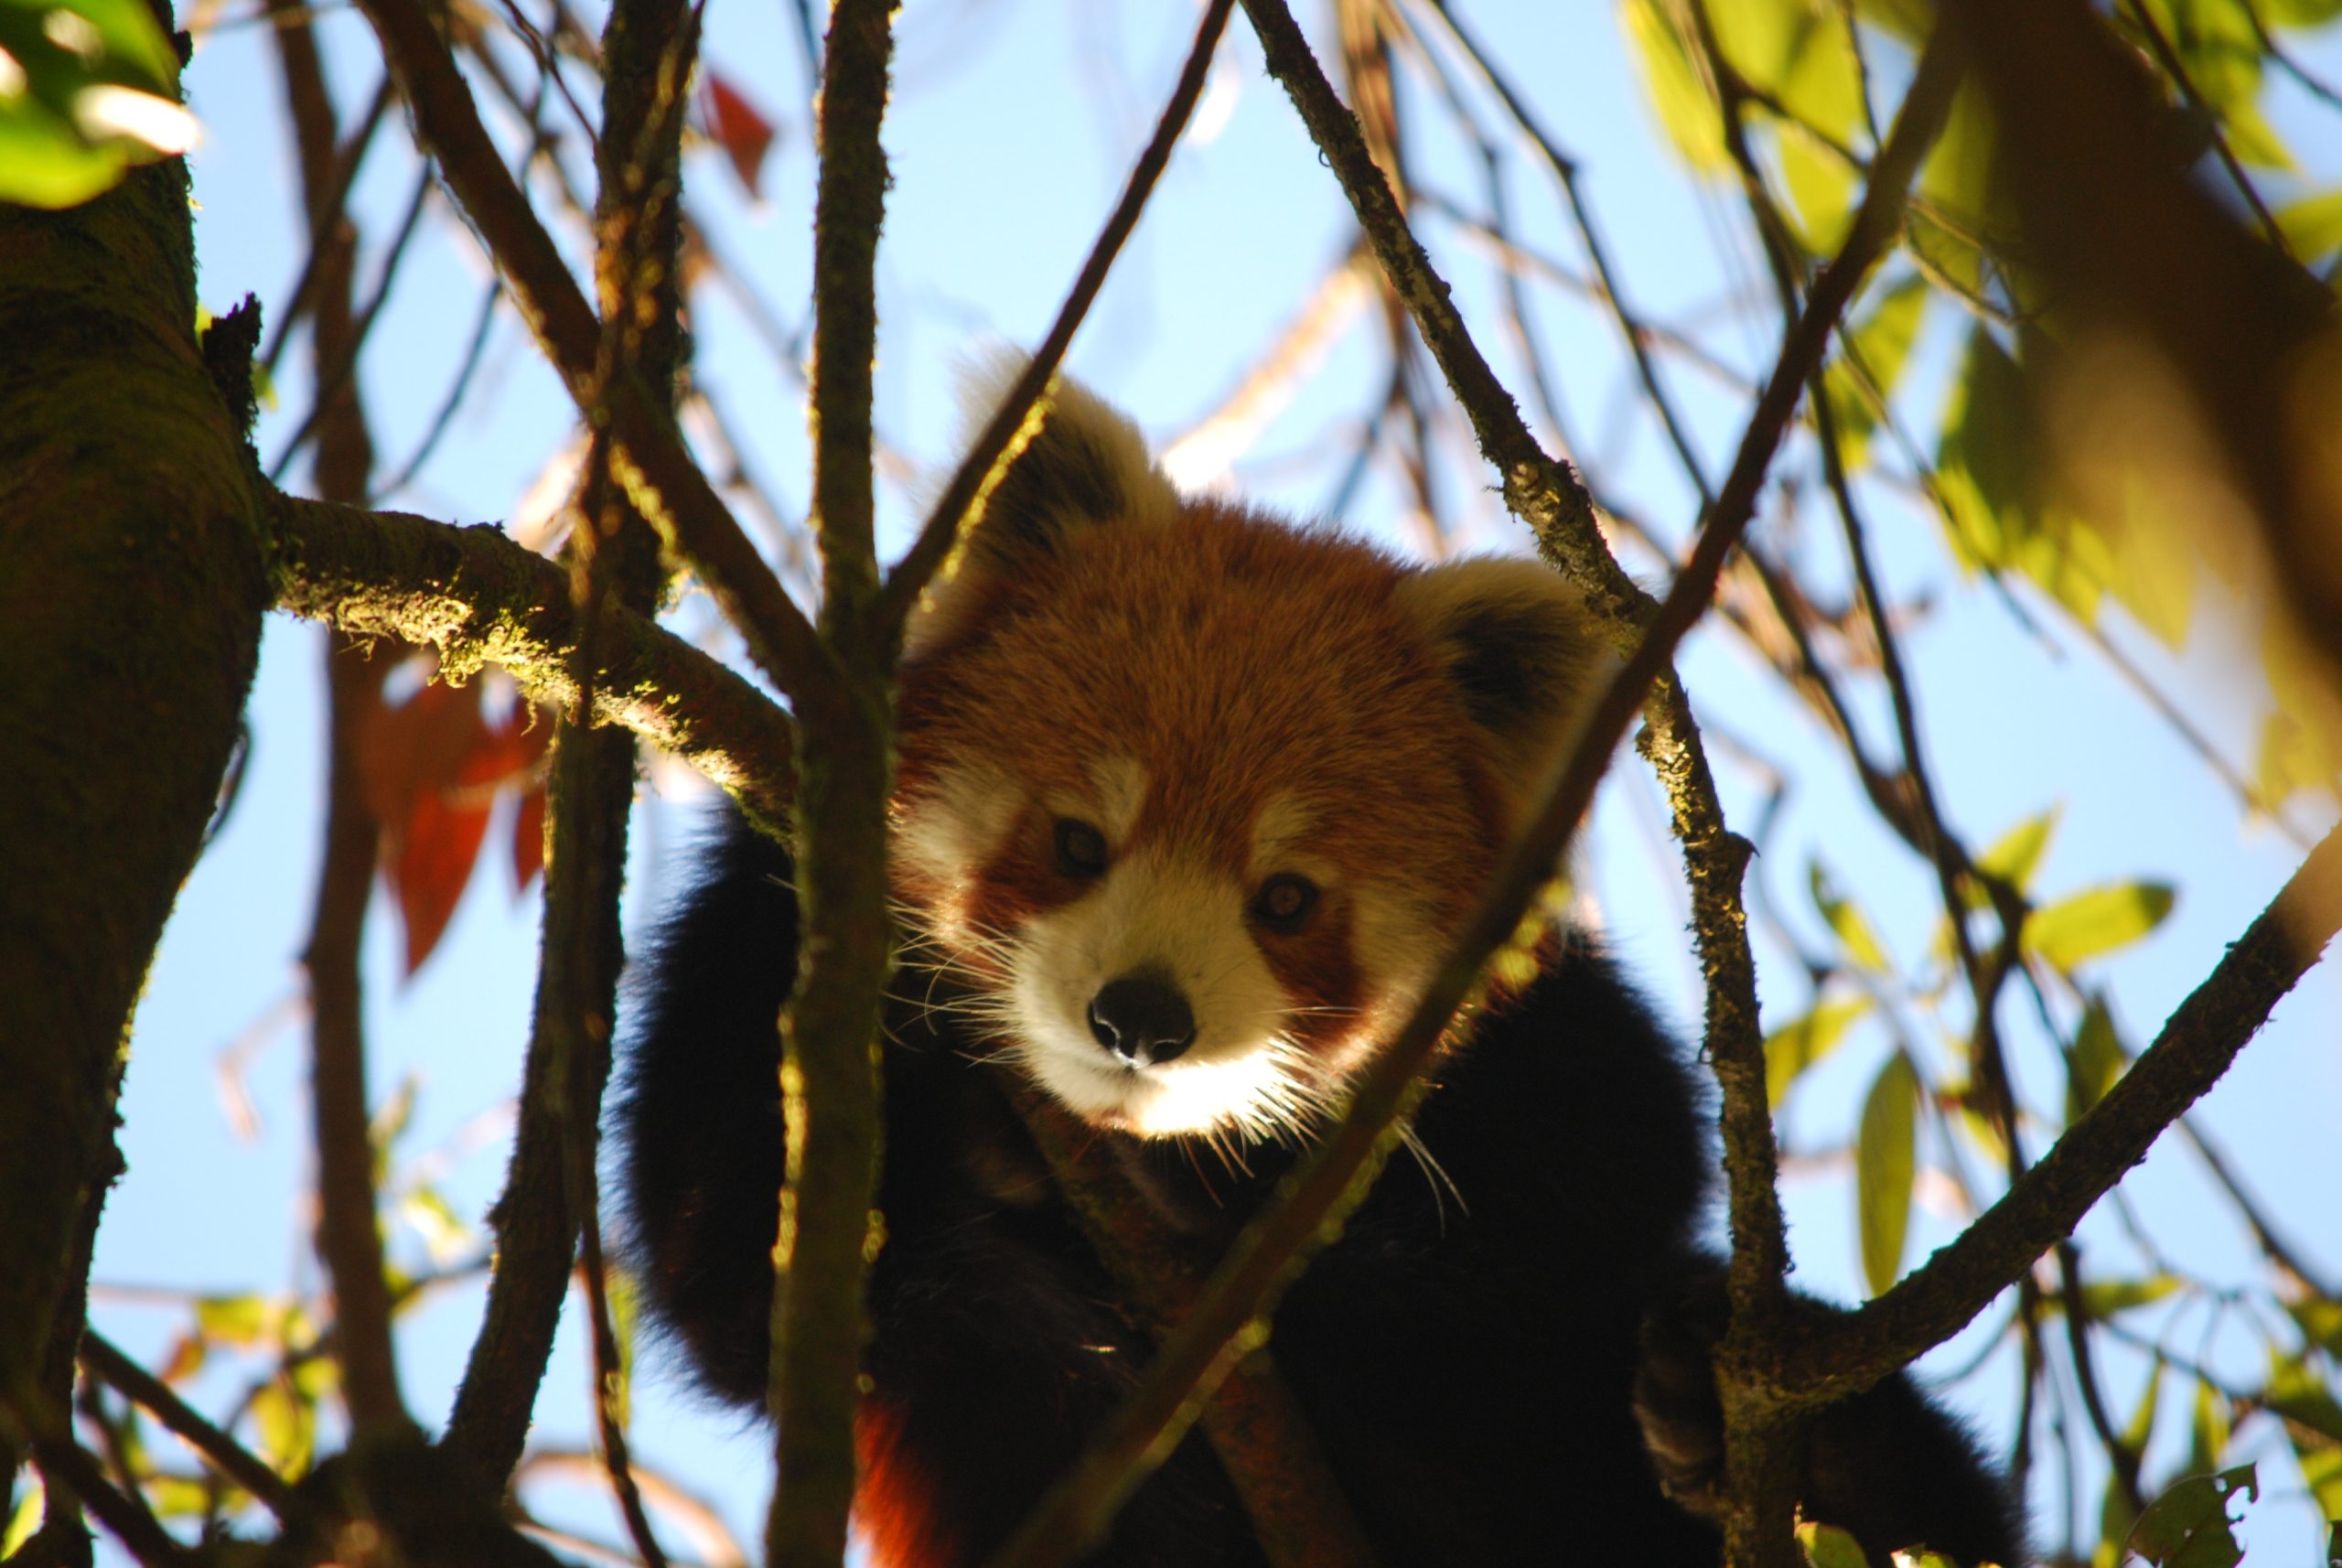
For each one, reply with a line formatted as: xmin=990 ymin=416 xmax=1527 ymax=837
xmin=1392 ymin=556 xmax=1613 ymax=827
xmin=908 ymin=355 xmax=1181 ymax=652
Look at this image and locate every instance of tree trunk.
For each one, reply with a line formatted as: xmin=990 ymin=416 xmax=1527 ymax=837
xmin=0 ymin=150 xmax=270 ymax=1500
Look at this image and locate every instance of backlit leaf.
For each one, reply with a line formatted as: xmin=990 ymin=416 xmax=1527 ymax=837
xmin=1623 ymin=0 xmax=1725 ymax=170
xmin=2188 ymin=1376 xmax=2230 ymax=1477
xmin=2064 ymin=994 xmax=2131 ymax=1121
xmin=1971 ymin=807 xmax=2060 ymax=904
xmin=702 ymin=70 xmax=777 ymax=198
xmin=1781 ymin=126 xmax=1855 ymax=254
xmin=2077 ymin=1273 xmax=2180 ymax=1319
xmin=252 ymin=1372 xmax=317 ymax=1476
xmin=4 ymin=1477 xmax=40 ymax=1558
xmin=2268 ymin=1351 xmax=2342 ymax=1444
xmin=2026 ymin=881 xmax=2176 ymax=972
xmin=1857 ymin=1051 xmax=1918 ymax=1295
xmin=194 ymin=1293 xmax=274 ymax=1347
xmin=2299 ymin=1446 xmax=2342 ymax=1522
xmin=1766 ymin=993 xmax=1873 ymax=1107
xmin=2288 ymin=1298 xmax=2342 ymax=1359
xmin=1799 ymin=1518 xmax=1875 ymax=1568
xmin=2278 ymin=190 xmax=2342 ymax=267
xmin=1821 ymin=274 xmax=1928 ymax=471
xmin=1810 ymin=861 xmax=1892 ymax=972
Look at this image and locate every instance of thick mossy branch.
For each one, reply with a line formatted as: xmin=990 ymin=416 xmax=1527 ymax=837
xmin=268 ymin=491 xmax=794 ymax=830
xmin=351 ymin=0 xmax=831 ymax=704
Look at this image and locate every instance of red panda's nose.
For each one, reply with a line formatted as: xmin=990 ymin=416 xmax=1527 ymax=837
xmin=1087 ymin=973 xmax=1197 ymax=1068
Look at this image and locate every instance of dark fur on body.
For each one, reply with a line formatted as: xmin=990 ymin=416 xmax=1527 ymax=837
xmin=614 ymin=810 xmax=2025 ymax=1566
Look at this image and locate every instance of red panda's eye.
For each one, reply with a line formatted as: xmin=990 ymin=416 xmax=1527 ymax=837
xmin=1054 ymin=818 xmax=1109 ymax=878
xmin=1252 ymin=873 xmax=1318 ymax=932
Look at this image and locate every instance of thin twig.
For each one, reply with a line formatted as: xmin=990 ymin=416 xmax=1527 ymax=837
xmin=11 ymin=1416 xmax=194 ymax=1567
xmin=2120 ymin=0 xmax=2294 ymax=260
xmin=875 ymin=0 xmax=1238 ymax=631
xmin=78 ymin=1332 xmax=292 ymax=1517
xmin=259 ymin=72 xmax=395 ymax=378
xmin=1772 ymin=820 xmax=2342 ymax=1400
xmin=368 ymin=276 xmax=506 ymax=504
xmin=985 ymin=24 xmax=1961 ymax=1562
xmin=269 ymin=0 xmax=409 ymax=1442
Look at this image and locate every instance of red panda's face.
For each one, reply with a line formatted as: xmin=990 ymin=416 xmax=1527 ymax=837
xmin=886 ymin=368 xmax=1604 ymax=1141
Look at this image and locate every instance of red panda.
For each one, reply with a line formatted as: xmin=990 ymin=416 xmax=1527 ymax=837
xmin=614 ymin=370 xmax=2025 ymax=1567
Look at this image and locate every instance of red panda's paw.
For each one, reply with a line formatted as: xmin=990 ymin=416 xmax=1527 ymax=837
xmin=1632 ymin=1268 xmax=1731 ymax=1523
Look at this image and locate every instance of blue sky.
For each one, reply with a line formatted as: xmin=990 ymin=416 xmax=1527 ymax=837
xmin=70 ymin=1 xmax=2342 ymax=1562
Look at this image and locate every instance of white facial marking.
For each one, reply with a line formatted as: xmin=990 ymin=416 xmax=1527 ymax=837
xmin=1249 ymin=793 xmax=1316 ymax=880
xmin=896 ymin=764 xmax=1023 ymax=919
xmin=1007 ymin=850 xmax=1317 ymax=1138
xmin=1090 ymin=756 xmax=1148 ymax=843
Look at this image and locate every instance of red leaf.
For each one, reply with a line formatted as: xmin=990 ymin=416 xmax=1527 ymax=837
xmin=358 ymin=675 xmax=486 ymax=830
xmin=364 ymin=682 xmax=554 ymax=975
xmin=393 ymin=783 xmax=492 ymax=975
xmin=704 ymin=71 xmax=777 ymax=198
xmin=511 ymin=783 xmax=546 ymax=895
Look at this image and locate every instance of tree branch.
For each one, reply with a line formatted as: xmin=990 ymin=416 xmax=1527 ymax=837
xmin=764 ymin=5 xmax=897 ymax=1564
xmin=876 ymin=0 xmax=1237 ymax=632
xmin=271 ymin=0 xmax=410 ymax=1441
xmin=79 ymin=1331 xmax=292 ymax=1517
xmin=267 ymin=491 xmax=795 ymax=832
xmin=1774 ymin=820 xmax=2342 ymax=1402
xmin=982 ymin=16 xmax=1970 ymax=1565
xmin=350 ymin=0 xmax=834 ymax=707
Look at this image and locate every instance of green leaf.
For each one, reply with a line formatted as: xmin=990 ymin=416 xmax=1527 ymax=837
xmin=2219 ymin=98 xmax=2295 ymax=172
xmin=1765 ymin=993 xmax=1874 ymax=1107
xmin=2297 ymin=1444 xmax=2342 ymax=1522
xmin=2126 ymin=1363 xmax=2166 ymax=1450
xmin=1702 ymin=0 xmax=1864 ymax=148
xmin=1810 ymin=861 xmax=1892 ymax=972
xmin=2269 ymin=1351 xmax=2342 ymax=1444
xmin=1623 ymin=0 xmax=1725 ymax=171
xmin=2289 ymin=1299 xmax=2342 ymax=1359
xmin=2026 ymin=881 xmax=2176 ymax=971
xmin=0 ymin=0 xmax=193 ymax=208
xmin=2188 ymin=1376 xmax=2231 ymax=1478
xmin=1781 ymin=126 xmax=1855 ymax=254
xmin=2076 ymin=1273 xmax=2181 ymax=1319
xmin=1916 ymin=84 xmax=2003 ymax=293
xmin=1938 ymin=328 xmax=2038 ymax=573
xmin=2279 ymin=190 xmax=2342 ymax=266
xmin=1821 ymin=274 xmax=1928 ymax=471
xmin=194 ymin=1293 xmax=275 ymax=1347
xmin=2260 ymin=0 xmax=2342 ymax=25
xmin=252 ymin=1373 xmax=316 ymax=1476
xmin=1856 ymin=1051 xmax=1918 ymax=1295
xmin=2127 ymin=1464 xmax=2258 ymax=1568
xmin=2065 ymin=994 xmax=2132 ymax=1121
xmin=4 ymin=1475 xmax=42 ymax=1557
xmin=1972 ymin=807 xmax=2060 ymax=903
xmin=1799 ymin=1518 xmax=1876 ymax=1568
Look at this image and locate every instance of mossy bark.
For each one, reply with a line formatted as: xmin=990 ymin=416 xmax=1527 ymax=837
xmin=0 ymin=155 xmax=270 ymax=1490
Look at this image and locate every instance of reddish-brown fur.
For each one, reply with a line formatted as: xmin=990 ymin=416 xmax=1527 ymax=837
xmin=894 ymin=500 xmax=1511 ymax=1024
